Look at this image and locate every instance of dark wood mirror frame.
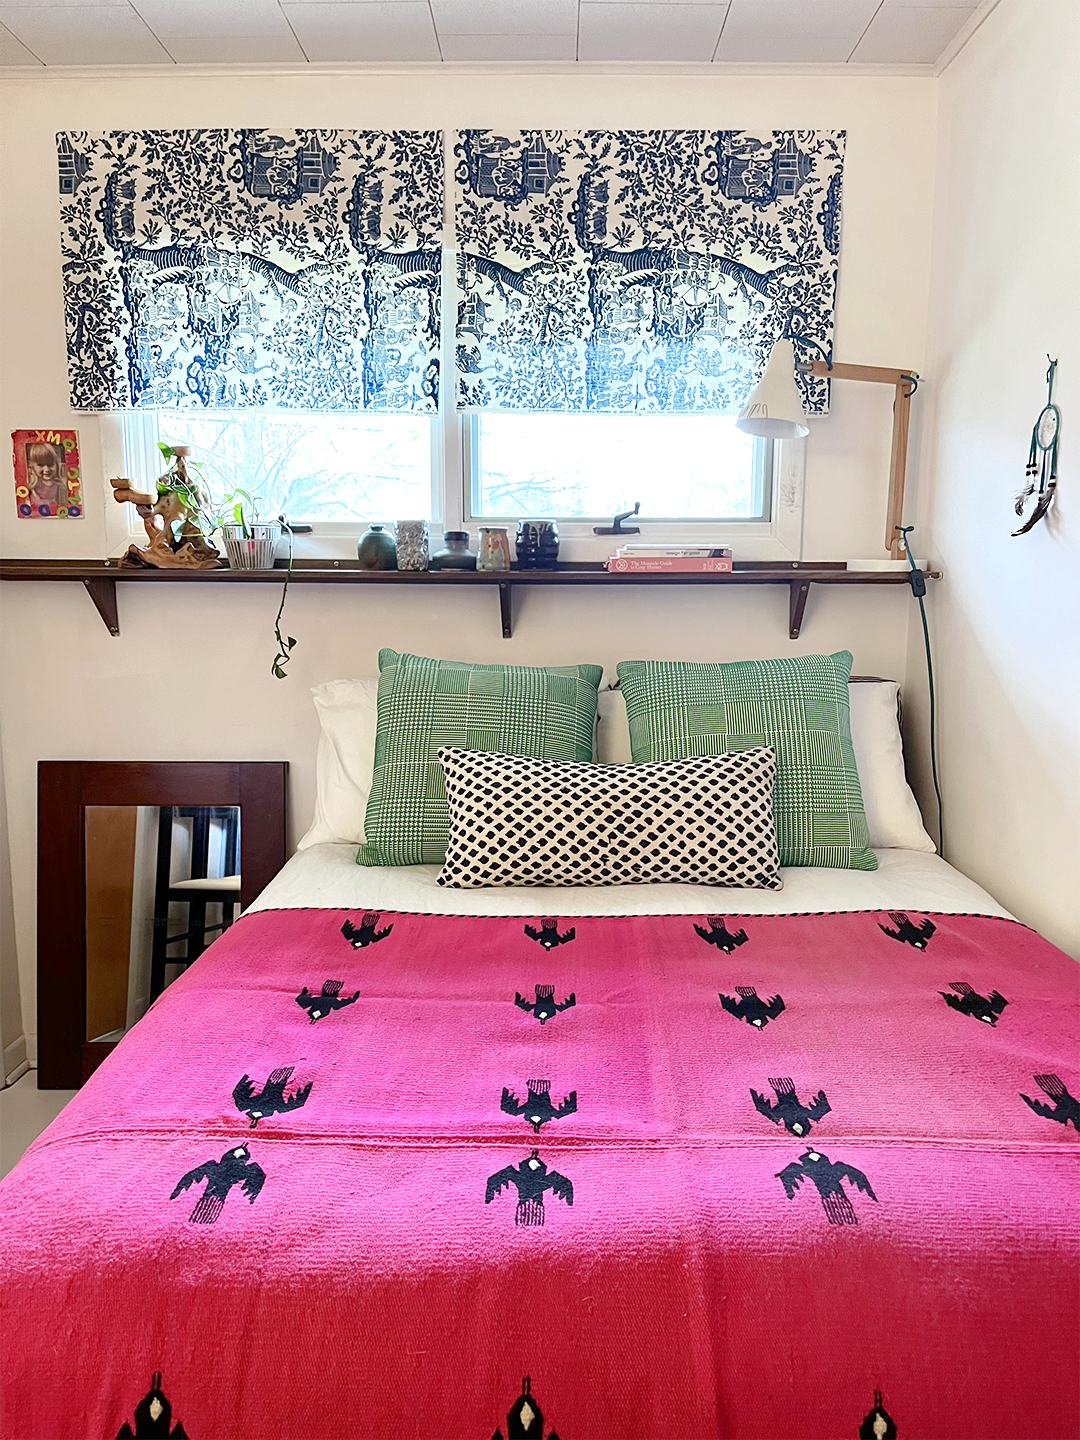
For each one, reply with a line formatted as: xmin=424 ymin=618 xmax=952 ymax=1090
xmin=37 ymin=761 xmax=288 ymax=1089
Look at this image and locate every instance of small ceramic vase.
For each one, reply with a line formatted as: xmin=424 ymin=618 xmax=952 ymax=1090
xmin=396 ymin=519 xmax=429 ymax=571
xmin=357 ymin=523 xmax=397 ymax=570
xmin=477 ymin=526 xmax=511 ymax=571
xmin=429 ymin=530 xmax=477 ymax=571
xmin=515 ymin=519 xmax=560 ymax=569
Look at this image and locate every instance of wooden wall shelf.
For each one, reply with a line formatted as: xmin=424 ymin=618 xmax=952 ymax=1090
xmin=0 ymin=559 xmax=937 ymax=641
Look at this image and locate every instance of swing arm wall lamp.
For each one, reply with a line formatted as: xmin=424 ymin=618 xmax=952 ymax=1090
xmin=807 ymin=359 xmax=920 ymax=559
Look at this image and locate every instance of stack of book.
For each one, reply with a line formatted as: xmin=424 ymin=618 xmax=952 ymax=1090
xmin=605 ymin=545 xmax=733 ymax=574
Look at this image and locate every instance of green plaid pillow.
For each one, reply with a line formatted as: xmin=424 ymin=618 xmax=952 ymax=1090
xmin=357 ymin=650 xmax=603 ymax=867
xmin=616 ymin=651 xmax=876 ymax=870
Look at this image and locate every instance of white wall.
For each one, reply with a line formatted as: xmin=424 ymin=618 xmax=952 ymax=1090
xmin=0 ymin=727 xmax=28 ymax=1081
xmin=0 ymin=68 xmax=940 ymax=1051
xmin=904 ymin=0 xmax=1080 ymax=959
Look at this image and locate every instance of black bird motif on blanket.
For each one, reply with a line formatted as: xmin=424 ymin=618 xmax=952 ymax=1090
xmin=169 ymin=1142 xmax=265 ymax=1224
xmin=341 ymin=912 xmax=393 ymax=948
xmin=501 ymin=1079 xmax=578 ymax=1133
xmin=515 ymin=985 xmax=576 ymax=1024
xmin=524 ymin=918 xmax=576 ymax=950
xmin=295 ymin=979 xmax=359 ymax=1023
xmin=719 ymin=986 xmax=785 ymax=1029
xmin=233 ymin=1066 xmax=313 ymax=1128
xmin=694 ymin=916 xmax=749 ymax=952
xmin=879 ymin=912 xmax=936 ymax=949
xmin=940 ymin=981 xmax=1008 ymax=1025
xmin=116 ymin=1373 xmax=188 ymax=1438
xmin=751 ymin=1077 xmax=831 ymax=1136
xmin=777 ymin=1148 xmax=877 ymax=1225
xmin=858 ymin=1390 xmax=898 ymax=1440
xmin=491 ymin=1375 xmax=561 ymax=1440
xmin=1020 ymin=1073 xmax=1080 ymax=1131
xmin=486 ymin=1149 xmax=574 ymax=1226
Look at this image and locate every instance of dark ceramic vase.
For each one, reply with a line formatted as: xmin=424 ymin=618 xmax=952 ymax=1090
xmin=357 ymin=523 xmax=397 ymax=570
xmin=515 ymin=519 xmax=560 ymax=569
xmin=429 ymin=530 xmax=477 ymax=571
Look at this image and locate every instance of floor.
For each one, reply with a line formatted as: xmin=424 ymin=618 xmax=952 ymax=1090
xmin=0 ymin=1071 xmax=78 ymax=1179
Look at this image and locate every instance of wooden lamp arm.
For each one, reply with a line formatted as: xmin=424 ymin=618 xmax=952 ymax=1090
xmin=809 ymin=359 xmax=918 ymax=558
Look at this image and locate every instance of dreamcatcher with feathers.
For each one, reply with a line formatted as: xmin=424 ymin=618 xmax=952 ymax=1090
xmin=1013 ymin=356 xmax=1060 ymax=535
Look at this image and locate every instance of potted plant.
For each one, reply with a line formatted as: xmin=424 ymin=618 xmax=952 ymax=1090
xmin=217 ymin=489 xmax=282 ymax=571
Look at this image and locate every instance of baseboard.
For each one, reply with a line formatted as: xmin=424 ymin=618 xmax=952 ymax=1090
xmin=24 ymin=1032 xmax=36 ymax=1067
xmin=4 ymin=1032 xmax=28 ymax=1085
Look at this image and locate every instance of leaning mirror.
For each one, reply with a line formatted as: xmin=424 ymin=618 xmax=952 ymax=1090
xmin=84 ymin=805 xmax=242 ymax=1047
xmin=37 ymin=761 xmax=287 ymax=1088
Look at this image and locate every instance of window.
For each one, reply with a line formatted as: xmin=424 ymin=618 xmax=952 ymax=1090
xmin=123 ymin=411 xmax=435 ymax=524
xmin=467 ymin=413 xmax=772 ymax=523
xmin=114 ymin=405 xmax=803 ymax=560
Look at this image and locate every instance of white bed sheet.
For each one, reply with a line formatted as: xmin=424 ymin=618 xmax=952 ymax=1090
xmin=249 ymin=844 xmax=1015 ymax=920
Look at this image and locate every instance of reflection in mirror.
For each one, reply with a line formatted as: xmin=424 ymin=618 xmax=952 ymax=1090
xmin=85 ymin=805 xmax=241 ymax=1043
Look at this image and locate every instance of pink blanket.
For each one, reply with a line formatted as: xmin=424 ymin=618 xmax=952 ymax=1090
xmin=2 ymin=906 xmax=1077 ymax=1440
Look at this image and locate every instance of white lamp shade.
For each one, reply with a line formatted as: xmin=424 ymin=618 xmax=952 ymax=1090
xmin=736 ymin=339 xmax=810 ymax=439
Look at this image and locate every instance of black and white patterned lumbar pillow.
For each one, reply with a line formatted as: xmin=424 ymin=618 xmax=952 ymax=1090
xmin=436 ymin=745 xmax=783 ymax=890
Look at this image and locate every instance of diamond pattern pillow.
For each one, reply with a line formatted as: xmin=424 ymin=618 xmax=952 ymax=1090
xmin=357 ymin=651 xmax=603 ymax=867
xmin=436 ymin=745 xmax=783 ymax=890
xmin=616 ymin=651 xmax=876 ymax=871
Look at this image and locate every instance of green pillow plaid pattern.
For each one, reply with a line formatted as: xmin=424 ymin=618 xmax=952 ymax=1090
xmin=616 ymin=651 xmax=876 ymax=871
xmin=357 ymin=650 xmax=604 ymax=867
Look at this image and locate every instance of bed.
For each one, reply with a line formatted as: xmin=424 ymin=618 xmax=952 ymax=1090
xmin=2 ymin=842 xmax=1077 ymax=1440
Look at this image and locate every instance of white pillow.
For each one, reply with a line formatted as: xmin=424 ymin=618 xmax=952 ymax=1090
xmin=296 ymin=678 xmax=379 ymax=850
xmin=847 ymin=679 xmax=936 ymax=852
xmin=597 ymin=678 xmax=935 ymax=853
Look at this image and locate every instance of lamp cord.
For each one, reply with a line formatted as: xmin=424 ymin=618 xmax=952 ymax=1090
xmin=897 ymin=525 xmax=944 ymax=856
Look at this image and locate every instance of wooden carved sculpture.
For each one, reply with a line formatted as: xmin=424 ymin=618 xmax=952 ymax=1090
xmin=110 ymin=446 xmax=223 ymax=569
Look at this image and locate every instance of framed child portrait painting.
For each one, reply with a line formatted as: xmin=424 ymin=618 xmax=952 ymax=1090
xmin=12 ymin=429 xmax=82 ymax=518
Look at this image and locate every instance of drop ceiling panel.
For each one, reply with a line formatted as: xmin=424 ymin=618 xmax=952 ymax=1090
xmin=0 ymin=4 xmax=172 ymax=61
xmin=164 ymin=33 xmax=308 ymax=60
xmin=280 ymin=1 xmax=440 ymax=61
xmin=0 ymin=0 xmax=995 ymax=67
xmin=1 ymin=0 xmax=130 ymax=8
xmin=431 ymin=0 xmax=577 ymax=37
xmin=439 ymin=32 xmax=577 ymax=59
xmin=715 ymin=0 xmax=880 ymax=63
xmin=133 ymin=0 xmax=297 ymax=38
xmin=578 ymin=2 xmax=728 ymax=62
xmin=0 ymin=19 xmax=42 ymax=60
xmin=852 ymin=4 xmax=974 ymax=62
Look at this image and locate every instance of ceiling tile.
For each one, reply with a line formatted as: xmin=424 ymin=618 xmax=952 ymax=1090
xmin=0 ymin=0 xmax=129 ymax=7
xmin=439 ymin=32 xmax=576 ymax=58
xmin=0 ymin=18 xmax=43 ymax=60
xmin=134 ymin=0 xmax=296 ymax=37
xmin=578 ymin=3 xmax=727 ymax=61
xmin=851 ymin=4 xmax=974 ymax=61
xmin=432 ymin=0 xmax=576 ymax=36
xmin=0 ymin=5 xmax=174 ymax=61
xmin=163 ymin=33 xmax=308 ymax=59
xmin=281 ymin=2 xmax=439 ymax=59
xmin=715 ymin=0 xmax=879 ymax=62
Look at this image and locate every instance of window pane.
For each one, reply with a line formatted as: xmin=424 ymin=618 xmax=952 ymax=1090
xmin=149 ymin=412 xmax=431 ymax=522
xmin=474 ymin=414 xmax=765 ymax=521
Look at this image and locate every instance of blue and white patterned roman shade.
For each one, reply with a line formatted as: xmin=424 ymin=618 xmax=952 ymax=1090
xmin=454 ymin=129 xmax=845 ymax=414
xmin=57 ymin=130 xmax=443 ymax=412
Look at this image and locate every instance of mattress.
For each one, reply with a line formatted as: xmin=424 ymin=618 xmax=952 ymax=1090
xmin=249 ymin=843 xmax=1017 ymax=920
